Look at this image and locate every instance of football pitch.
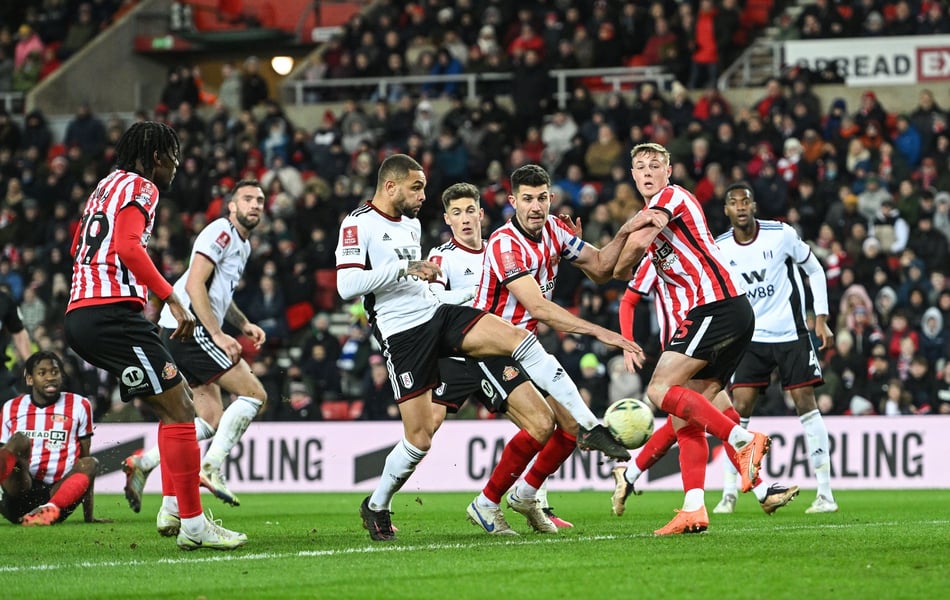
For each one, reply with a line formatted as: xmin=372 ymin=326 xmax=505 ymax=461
xmin=3 ymin=490 xmax=948 ymax=599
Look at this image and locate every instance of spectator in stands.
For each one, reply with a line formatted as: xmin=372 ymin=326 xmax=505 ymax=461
xmin=13 ymin=25 xmax=43 ymax=71
xmin=359 ymin=354 xmax=398 ymax=420
xmin=240 ymin=56 xmax=269 ymax=110
xmin=423 ymin=47 xmax=463 ymax=98
xmin=62 ymin=102 xmax=105 ymax=161
xmin=509 ymin=48 xmax=550 ymax=139
xmin=160 ymin=66 xmax=200 ymax=112
xmin=688 ymin=0 xmax=719 ymax=90
xmin=59 ymin=3 xmax=98 ymax=60
xmin=584 ymin=123 xmax=622 ymax=181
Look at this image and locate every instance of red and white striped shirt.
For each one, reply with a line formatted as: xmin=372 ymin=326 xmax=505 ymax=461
xmin=68 ymin=170 xmax=161 ymax=308
xmin=645 ymin=184 xmax=744 ymax=310
xmin=1 ymin=393 xmax=93 ymax=485
xmin=474 ymin=215 xmax=584 ymax=332
xmin=628 ymin=253 xmax=686 ymax=349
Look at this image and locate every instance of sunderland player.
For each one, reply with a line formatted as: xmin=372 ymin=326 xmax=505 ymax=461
xmin=0 ymin=351 xmax=109 ymax=526
xmin=122 ymin=180 xmax=269 ymax=530
xmin=466 ymin=165 xmax=646 ymax=535
xmin=611 ymin=256 xmax=800 ymax=521
xmin=63 ymin=121 xmax=245 ymax=550
xmin=336 ymin=154 xmax=637 ymax=541
xmin=712 ymin=182 xmax=837 ymax=514
xmin=612 ymin=142 xmax=771 ymax=535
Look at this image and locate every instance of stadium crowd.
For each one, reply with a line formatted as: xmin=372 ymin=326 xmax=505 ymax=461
xmin=0 ymin=0 xmax=950 ymax=423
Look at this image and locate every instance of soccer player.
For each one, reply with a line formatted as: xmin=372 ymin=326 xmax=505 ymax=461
xmin=0 ymin=351 xmax=109 ymax=526
xmin=63 ymin=121 xmax=245 ymax=550
xmin=712 ymin=182 xmax=838 ymax=514
xmin=611 ymin=142 xmax=771 ymax=535
xmin=611 ymin=256 xmax=799 ymax=519
xmin=122 ymin=180 xmax=269 ymax=529
xmin=463 ymin=165 xmax=645 ymax=534
xmin=336 ymin=154 xmax=637 ymax=541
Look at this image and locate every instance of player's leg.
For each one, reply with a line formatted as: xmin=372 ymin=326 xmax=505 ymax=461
xmin=0 ymin=433 xmax=35 ymax=515
xmin=198 ymin=361 xmax=267 ymax=506
xmin=715 ymin=385 xmax=757 ymax=512
xmin=612 ymin=414 xmax=677 ymax=516
xmin=791 ymin=385 xmax=837 ymax=512
xmin=459 ymin=311 xmax=629 ymax=460
xmin=23 ymin=456 xmax=100 ymax=526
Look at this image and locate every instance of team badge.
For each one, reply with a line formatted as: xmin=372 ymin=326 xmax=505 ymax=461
xmin=502 ymin=366 xmax=520 ymax=381
xmin=429 ymin=256 xmax=442 ymax=267
xmin=52 ymin=414 xmax=66 ymax=423
xmin=343 ymin=226 xmax=358 ymax=246
xmin=399 ymin=372 xmax=414 ymax=388
xmin=215 ymin=231 xmax=231 ymax=249
xmin=162 ymin=362 xmax=179 ymax=380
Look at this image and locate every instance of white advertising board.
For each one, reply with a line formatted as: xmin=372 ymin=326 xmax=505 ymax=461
xmin=90 ymin=416 xmax=949 ymax=493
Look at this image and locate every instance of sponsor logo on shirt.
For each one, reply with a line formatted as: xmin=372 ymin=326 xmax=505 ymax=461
xmin=343 ymin=226 xmax=358 ymax=246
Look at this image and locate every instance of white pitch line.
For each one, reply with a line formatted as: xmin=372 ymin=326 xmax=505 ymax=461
xmin=3 ymin=519 xmax=947 ymax=574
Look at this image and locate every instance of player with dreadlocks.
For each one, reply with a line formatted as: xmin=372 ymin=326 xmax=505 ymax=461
xmin=63 ymin=121 xmax=247 ymax=550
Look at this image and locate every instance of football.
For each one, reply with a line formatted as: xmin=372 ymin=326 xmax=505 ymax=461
xmin=603 ymin=397 xmax=655 ymax=449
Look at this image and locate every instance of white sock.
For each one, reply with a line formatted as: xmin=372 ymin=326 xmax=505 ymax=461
xmin=203 ymin=396 xmax=262 ymax=469
xmin=535 ymin=479 xmax=549 ymax=508
xmin=512 ymin=335 xmax=597 ymax=429
xmin=475 ymin=492 xmax=499 ymax=509
xmin=181 ymin=514 xmax=206 ymax=535
xmin=721 ymin=418 xmax=747 ymax=497
xmin=195 ymin=416 xmax=216 ymax=441
xmin=752 ymin=480 xmax=769 ymax=502
xmin=624 ymin=463 xmax=643 ymax=485
xmin=727 ymin=426 xmax=754 ymax=449
xmin=800 ymin=409 xmax=834 ymax=501
xmin=162 ymin=495 xmax=179 ymax=515
xmin=139 ymin=445 xmax=162 ymax=471
xmin=369 ymin=438 xmax=427 ymax=511
xmin=514 ymin=479 xmax=540 ymax=500
xmin=682 ymin=488 xmax=705 ymax=511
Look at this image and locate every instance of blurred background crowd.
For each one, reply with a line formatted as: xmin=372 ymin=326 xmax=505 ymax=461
xmin=1 ymin=0 xmax=950 ymax=423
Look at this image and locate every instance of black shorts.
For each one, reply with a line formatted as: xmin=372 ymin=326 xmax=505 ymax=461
xmin=376 ymin=304 xmax=487 ymax=402
xmin=433 ymin=355 xmax=531 ymax=414
xmin=161 ymin=325 xmax=236 ymax=386
xmin=0 ymin=478 xmax=59 ymax=523
xmin=64 ymin=303 xmax=184 ymax=401
xmin=731 ymin=336 xmax=824 ymax=390
xmin=666 ymin=295 xmax=755 ymax=385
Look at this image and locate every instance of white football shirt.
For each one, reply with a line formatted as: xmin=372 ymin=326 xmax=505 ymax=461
xmin=715 ymin=220 xmax=813 ymax=343
xmin=427 ymin=238 xmax=485 ymax=306
xmin=158 ymin=217 xmax=250 ymax=329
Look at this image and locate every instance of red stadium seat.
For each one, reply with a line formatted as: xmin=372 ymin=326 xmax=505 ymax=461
xmin=285 ymin=301 xmax=315 ymax=332
xmin=314 ymin=269 xmax=338 ymax=311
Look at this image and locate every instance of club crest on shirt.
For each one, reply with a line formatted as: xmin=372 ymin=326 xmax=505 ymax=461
xmin=342 ymin=226 xmax=358 ymax=247
xmin=429 ymin=255 xmax=442 ymax=267
xmin=162 ymin=362 xmax=178 ymax=380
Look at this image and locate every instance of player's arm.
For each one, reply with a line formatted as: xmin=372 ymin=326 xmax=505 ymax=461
xmin=619 ymin=287 xmax=647 ymax=374
xmin=613 ymin=209 xmax=669 ymax=278
xmin=226 ymin=302 xmax=266 ymax=350
xmin=504 ymin=275 xmax=644 ymax=366
xmin=78 ymin=436 xmax=106 ymax=523
xmin=184 ymin=253 xmax=244 ymax=362
xmin=11 ymin=329 xmax=31 ymax=363
xmin=337 ymin=260 xmax=441 ymax=299
xmin=426 ymin=250 xmax=476 ymax=305
xmin=799 ymin=251 xmax=834 ymax=351
xmin=571 ymin=227 xmax=634 ymax=284
xmin=114 ymin=206 xmax=194 ymax=339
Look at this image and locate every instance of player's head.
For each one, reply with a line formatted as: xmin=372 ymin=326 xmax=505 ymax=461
xmin=723 ymin=181 xmax=756 ymax=229
xmin=229 ymin=179 xmax=265 ymax=234
xmin=24 ymin=351 xmax=65 ymax=405
xmin=114 ymin=121 xmax=181 ymax=189
xmin=376 ymin=154 xmax=427 ymax=218
xmin=509 ymin=164 xmax=552 ymax=236
xmin=629 ymin=142 xmax=672 ymax=199
xmin=441 ymin=182 xmax=483 ymax=248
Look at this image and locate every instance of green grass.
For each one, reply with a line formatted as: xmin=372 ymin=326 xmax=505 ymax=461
xmin=3 ymin=490 xmax=948 ymax=599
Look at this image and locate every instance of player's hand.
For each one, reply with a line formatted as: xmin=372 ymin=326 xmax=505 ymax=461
xmin=626 ymin=209 xmax=668 ymax=232
xmin=558 ymin=213 xmax=583 ymax=238
xmin=405 ymin=260 xmax=442 ymax=282
xmin=166 ymin=293 xmax=195 ymax=340
xmin=242 ymin=322 xmax=267 ymax=350
xmin=598 ymin=329 xmax=644 ymax=368
xmin=814 ymin=316 xmax=834 ymax=351
xmin=623 ymin=348 xmax=644 ymax=373
xmin=213 ymin=331 xmax=243 ymax=363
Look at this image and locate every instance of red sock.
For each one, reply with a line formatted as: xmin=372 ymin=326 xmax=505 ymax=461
xmin=675 ymin=423 xmax=708 ymax=491
xmin=524 ymin=428 xmax=576 ymax=489
xmin=50 ymin=472 xmax=90 ymax=510
xmin=159 ymin=422 xmax=202 ymax=519
xmin=0 ymin=448 xmax=15 ymax=482
xmin=661 ymin=385 xmax=736 ymax=442
xmin=483 ymin=429 xmax=544 ymax=504
xmin=635 ymin=415 xmax=677 ymax=471
xmin=723 ymin=406 xmax=741 ymax=425
xmin=157 ymin=423 xmax=176 ymax=498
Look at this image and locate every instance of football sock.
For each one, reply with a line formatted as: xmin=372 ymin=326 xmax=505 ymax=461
xmin=752 ymin=480 xmax=769 ymax=502
xmin=0 ymin=447 xmax=15 ymax=482
xmin=162 ymin=495 xmax=179 ymax=515
xmin=676 ymin=423 xmax=708 ymax=493
xmin=634 ymin=415 xmax=676 ymax=472
xmin=521 ymin=427 xmax=577 ymax=496
xmin=720 ymin=409 xmax=742 ymax=497
xmin=49 ymin=472 xmax=90 ymax=510
xmin=159 ymin=422 xmax=203 ymax=519
xmin=683 ymin=488 xmax=705 ymax=512
xmin=203 ymin=396 xmax=262 ymax=469
xmin=512 ymin=335 xmax=597 ymax=429
xmin=138 ymin=416 xmax=215 ymax=472
xmin=369 ymin=438 xmax=426 ymax=512
xmin=482 ymin=429 xmax=543 ymax=504
xmin=800 ymin=409 xmax=834 ymax=501
xmin=158 ymin=423 xmax=175 ymax=497
xmin=660 ymin=385 xmax=744 ymax=443
xmin=535 ymin=479 xmax=549 ymax=508
xmin=624 ymin=463 xmax=643 ymax=486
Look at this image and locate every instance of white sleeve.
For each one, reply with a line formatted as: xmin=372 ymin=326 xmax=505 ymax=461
xmin=337 ymin=261 xmax=408 ymax=301
xmin=800 ymin=252 xmax=830 ymax=316
xmin=429 ymin=284 xmax=477 ymax=305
